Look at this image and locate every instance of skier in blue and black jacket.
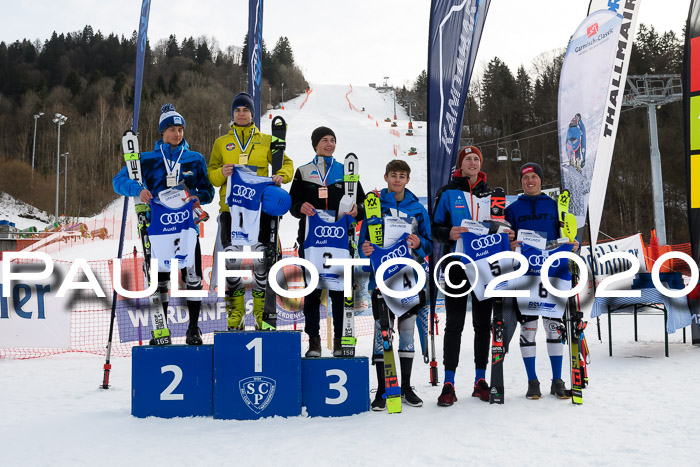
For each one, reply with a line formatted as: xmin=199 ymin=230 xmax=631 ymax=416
xmin=113 ymin=104 xmax=214 ymax=345
xmin=359 ymin=159 xmax=431 ymax=411
xmin=505 ymin=162 xmax=578 ymax=400
xmin=431 ymin=146 xmax=515 ymax=407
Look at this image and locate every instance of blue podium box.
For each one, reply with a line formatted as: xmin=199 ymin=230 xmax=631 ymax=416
xmin=213 ymin=331 xmax=302 ymax=420
xmin=132 ymin=345 xmax=213 ymax=418
xmin=302 ymin=357 xmax=369 ymax=417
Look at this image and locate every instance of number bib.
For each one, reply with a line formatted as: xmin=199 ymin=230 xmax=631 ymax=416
xmin=225 ymin=168 xmax=274 ymax=246
xmin=147 ymin=199 xmax=198 ymax=272
xmin=303 ymin=214 xmax=354 ymax=290
xmin=514 ymin=243 xmax=574 ymax=319
xmin=457 ymin=231 xmax=513 ymax=301
xmin=369 ymin=233 xmax=420 ymax=317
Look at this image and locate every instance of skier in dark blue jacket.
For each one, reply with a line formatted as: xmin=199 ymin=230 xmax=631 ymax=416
xmin=113 ymin=104 xmax=214 ymax=345
xmin=505 ymin=162 xmax=578 ymax=400
xmin=359 ymin=159 xmax=431 ymax=411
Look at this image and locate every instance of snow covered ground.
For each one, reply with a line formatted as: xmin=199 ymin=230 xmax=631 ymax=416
xmin=1 ymin=85 xmax=699 ymax=465
xmin=1 ymin=315 xmax=697 ymax=466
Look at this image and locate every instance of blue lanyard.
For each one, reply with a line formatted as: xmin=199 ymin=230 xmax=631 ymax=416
xmin=233 ymin=127 xmax=255 ymax=154
xmin=314 ymin=157 xmax=334 ymax=186
xmin=160 ymin=145 xmax=185 ymax=177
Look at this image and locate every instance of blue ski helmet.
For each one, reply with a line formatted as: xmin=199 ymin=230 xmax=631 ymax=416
xmin=261 ymin=185 xmax=291 ymax=216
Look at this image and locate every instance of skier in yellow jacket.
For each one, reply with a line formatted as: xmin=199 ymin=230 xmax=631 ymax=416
xmin=208 ymin=92 xmax=293 ymax=329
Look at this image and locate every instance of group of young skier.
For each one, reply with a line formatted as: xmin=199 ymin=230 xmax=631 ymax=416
xmin=113 ymin=94 xmax=580 ymax=410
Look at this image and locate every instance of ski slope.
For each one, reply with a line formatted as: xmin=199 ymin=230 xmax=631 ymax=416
xmin=1 ymin=85 xmax=699 ymax=465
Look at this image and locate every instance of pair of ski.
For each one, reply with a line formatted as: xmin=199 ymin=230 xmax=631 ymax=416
xmin=121 ymin=117 xmax=287 ymax=342
xmin=122 ymin=130 xmax=171 ymax=345
xmin=364 ymin=190 xmax=402 ymax=414
xmin=557 ymin=189 xmax=587 ymax=405
xmin=209 ymin=118 xmax=286 ymax=332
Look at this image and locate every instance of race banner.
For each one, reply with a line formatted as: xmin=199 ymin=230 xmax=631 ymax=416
xmin=248 ymin=0 xmax=264 ymax=128
xmin=579 ymin=233 xmax=648 ymax=280
xmin=559 ymin=2 xmax=641 ymax=247
xmin=0 ymin=263 xmax=71 ymax=349
xmin=683 ymin=0 xmax=700 ymax=344
xmin=426 ymin=0 xmax=490 ymax=334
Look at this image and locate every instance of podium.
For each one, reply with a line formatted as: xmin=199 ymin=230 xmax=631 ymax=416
xmin=131 ymin=331 xmax=370 ymax=419
xmin=131 ymin=345 xmax=213 ymax=418
xmin=302 ymin=357 xmax=369 ymax=417
xmin=213 ymin=331 xmax=302 ymax=420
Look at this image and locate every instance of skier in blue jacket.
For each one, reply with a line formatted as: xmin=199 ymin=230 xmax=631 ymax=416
xmin=113 ymin=104 xmax=214 ymax=345
xmin=431 ymin=146 xmax=515 ymax=407
xmin=505 ymin=162 xmax=578 ymax=400
xmin=359 ymin=159 xmax=431 ymax=411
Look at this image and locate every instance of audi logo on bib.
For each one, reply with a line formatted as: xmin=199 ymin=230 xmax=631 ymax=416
xmin=470 ymin=234 xmax=499 ymax=251
xmin=231 ymin=185 xmax=256 ymax=200
xmin=160 ymin=210 xmax=190 ymax=225
xmin=528 ymin=254 xmax=560 ymax=268
xmin=314 ymin=226 xmax=345 ymax=239
xmin=381 ymin=244 xmax=408 ymax=263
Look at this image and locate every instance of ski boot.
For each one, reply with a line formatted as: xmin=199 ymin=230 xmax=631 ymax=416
xmin=226 ymin=289 xmax=245 ymax=330
xmin=252 ymin=290 xmax=265 ymax=330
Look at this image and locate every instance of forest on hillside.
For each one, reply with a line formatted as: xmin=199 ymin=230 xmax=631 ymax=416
xmin=0 ymin=26 xmax=308 ymax=217
xmin=406 ymin=24 xmax=686 ymax=244
xmin=0 ymin=23 xmax=690 ymax=244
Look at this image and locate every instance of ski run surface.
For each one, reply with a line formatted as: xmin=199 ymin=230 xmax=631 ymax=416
xmin=1 ymin=85 xmax=698 ymax=466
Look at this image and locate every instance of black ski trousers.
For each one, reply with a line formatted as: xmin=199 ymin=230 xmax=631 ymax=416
xmin=442 ymin=259 xmax=492 ymax=373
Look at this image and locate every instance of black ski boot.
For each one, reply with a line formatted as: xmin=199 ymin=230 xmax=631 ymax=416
xmin=550 ymin=379 xmax=572 ymax=399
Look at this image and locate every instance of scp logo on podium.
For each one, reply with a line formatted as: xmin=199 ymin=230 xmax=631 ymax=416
xmin=239 ymin=376 xmax=277 ymax=414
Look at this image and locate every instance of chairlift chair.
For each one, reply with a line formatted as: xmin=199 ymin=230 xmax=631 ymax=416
xmin=496 ymin=138 xmax=508 ymax=162
xmin=511 ymin=140 xmax=522 ymax=162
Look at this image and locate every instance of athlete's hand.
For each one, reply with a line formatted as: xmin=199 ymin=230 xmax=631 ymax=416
xmin=505 ymin=228 xmax=515 ymax=242
xmin=222 ymin=164 xmax=235 ymax=178
xmin=449 ymin=226 xmax=469 ymax=241
xmin=510 ymin=240 xmax=521 ymax=251
xmin=362 ymin=241 xmax=374 ymax=257
xmin=300 ymin=202 xmax=316 ymax=216
xmin=272 ymin=174 xmax=284 ymax=186
xmin=342 ymin=203 xmax=358 ymax=219
xmin=570 ymin=240 xmax=580 ymax=253
xmin=186 ymin=195 xmax=201 ymax=209
xmin=407 ymin=234 xmax=421 ymax=249
xmin=139 ymin=189 xmax=153 ymax=204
